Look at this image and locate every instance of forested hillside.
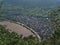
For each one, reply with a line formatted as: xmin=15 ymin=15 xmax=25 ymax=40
xmin=0 ymin=25 xmax=40 ymax=45
xmin=0 ymin=0 xmax=60 ymax=45
xmin=0 ymin=0 xmax=60 ymax=39
xmin=0 ymin=8 xmax=60 ymax=45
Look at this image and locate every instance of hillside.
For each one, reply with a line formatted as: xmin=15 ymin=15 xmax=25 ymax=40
xmin=0 ymin=24 xmax=40 ymax=45
xmin=0 ymin=0 xmax=60 ymax=45
xmin=0 ymin=0 xmax=60 ymax=39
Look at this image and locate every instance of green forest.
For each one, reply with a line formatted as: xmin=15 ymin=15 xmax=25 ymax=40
xmin=0 ymin=0 xmax=60 ymax=45
xmin=0 ymin=10 xmax=60 ymax=45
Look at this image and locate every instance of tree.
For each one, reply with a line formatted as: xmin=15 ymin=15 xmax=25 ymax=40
xmin=48 ymin=8 xmax=60 ymax=45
